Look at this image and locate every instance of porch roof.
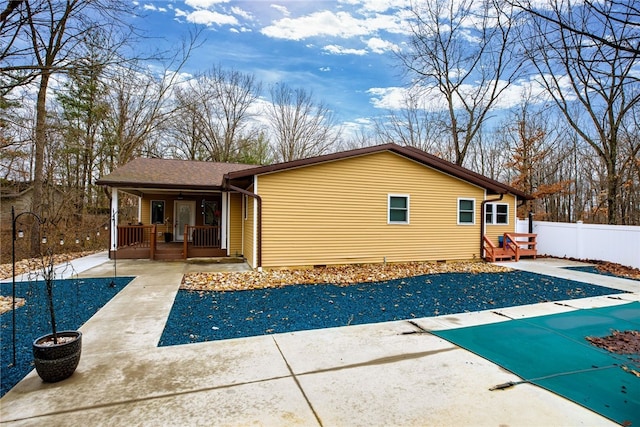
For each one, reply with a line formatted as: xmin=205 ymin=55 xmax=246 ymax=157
xmin=96 ymin=158 xmax=255 ymax=192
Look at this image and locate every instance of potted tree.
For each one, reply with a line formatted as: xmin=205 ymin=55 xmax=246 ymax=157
xmin=31 ymin=246 xmax=82 ymax=382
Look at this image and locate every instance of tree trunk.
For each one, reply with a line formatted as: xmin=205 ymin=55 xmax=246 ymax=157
xmin=30 ymin=71 xmax=51 ymax=256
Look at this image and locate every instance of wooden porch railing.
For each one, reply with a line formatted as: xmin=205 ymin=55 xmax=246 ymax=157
xmin=504 ymin=233 xmax=537 ymax=261
xmin=483 ymin=235 xmax=515 ymax=262
xmin=183 ymin=225 xmax=221 ymax=259
xmin=117 ymin=225 xmax=156 ymax=259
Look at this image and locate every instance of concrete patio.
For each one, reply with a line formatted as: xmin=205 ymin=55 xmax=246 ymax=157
xmin=1 ymin=255 xmax=638 ymax=426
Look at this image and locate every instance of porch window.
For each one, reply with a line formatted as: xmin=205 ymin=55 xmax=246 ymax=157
xmin=151 ymin=200 xmax=165 ymax=224
xmin=485 ymin=203 xmax=508 ymax=225
xmin=458 ymin=198 xmax=475 ymax=224
xmin=388 ymin=194 xmax=409 ymax=224
xmin=202 ymin=200 xmax=218 ymax=226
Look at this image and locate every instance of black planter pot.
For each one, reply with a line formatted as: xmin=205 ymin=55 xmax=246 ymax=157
xmin=32 ymin=330 xmax=82 ymax=383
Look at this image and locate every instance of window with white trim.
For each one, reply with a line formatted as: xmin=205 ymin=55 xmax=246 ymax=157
xmin=458 ymin=198 xmax=475 ymax=224
xmin=485 ymin=203 xmax=509 ymax=225
xmin=388 ymin=194 xmax=409 ymax=224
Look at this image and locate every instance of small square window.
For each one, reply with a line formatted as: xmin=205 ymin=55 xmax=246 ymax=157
xmin=388 ymin=195 xmax=409 ymax=224
xmin=458 ymin=198 xmax=475 ymax=224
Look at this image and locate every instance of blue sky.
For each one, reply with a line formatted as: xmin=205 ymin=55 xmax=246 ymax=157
xmin=132 ymin=0 xmax=413 ymax=132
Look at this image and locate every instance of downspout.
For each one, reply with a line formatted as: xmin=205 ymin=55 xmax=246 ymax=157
xmin=225 ymin=182 xmax=262 ymax=270
xmin=480 ymin=193 xmax=504 ymax=260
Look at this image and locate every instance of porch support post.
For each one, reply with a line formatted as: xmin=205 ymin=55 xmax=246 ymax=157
xmin=220 ymin=192 xmax=228 ymax=251
xmin=110 ymin=190 xmax=119 ymax=255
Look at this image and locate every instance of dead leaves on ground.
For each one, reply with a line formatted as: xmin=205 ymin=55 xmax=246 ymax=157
xmin=181 ymin=261 xmax=512 ymax=292
xmin=0 ymin=296 xmax=25 ymax=315
xmin=594 ymin=262 xmax=640 ymax=281
xmin=0 ymin=250 xmax=101 ymax=280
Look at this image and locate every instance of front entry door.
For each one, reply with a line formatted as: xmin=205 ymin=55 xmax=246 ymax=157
xmin=174 ymin=200 xmax=195 ymax=241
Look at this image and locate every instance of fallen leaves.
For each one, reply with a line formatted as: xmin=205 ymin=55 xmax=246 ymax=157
xmin=594 ymin=262 xmax=640 ymax=280
xmin=181 ymin=261 xmax=512 ymax=292
xmin=0 ymin=250 xmax=101 ymax=280
xmin=586 ymin=330 xmax=640 ymax=377
xmin=0 ymin=296 xmax=25 ymax=315
xmin=586 ymin=330 xmax=640 ymax=357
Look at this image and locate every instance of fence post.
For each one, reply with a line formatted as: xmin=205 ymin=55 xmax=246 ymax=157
xmin=575 ymin=221 xmax=584 ymax=260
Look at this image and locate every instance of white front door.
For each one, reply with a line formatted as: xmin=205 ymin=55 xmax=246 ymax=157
xmin=174 ymin=200 xmax=195 ymax=241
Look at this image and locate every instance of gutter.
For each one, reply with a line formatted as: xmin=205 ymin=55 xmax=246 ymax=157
xmin=480 ymin=193 xmax=504 ymax=260
xmin=225 ymin=182 xmax=262 ymax=270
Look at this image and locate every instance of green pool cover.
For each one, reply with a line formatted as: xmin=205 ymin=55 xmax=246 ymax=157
xmin=433 ymin=302 xmax=640 ymax=426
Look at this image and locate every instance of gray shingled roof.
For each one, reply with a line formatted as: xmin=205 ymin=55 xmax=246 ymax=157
xmin=96 ymin=158 xmax=256 ymax=190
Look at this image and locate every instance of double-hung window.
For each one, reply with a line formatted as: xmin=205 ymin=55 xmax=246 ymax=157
xmin=458 ymin=198 xmax=475 ymax=224
xmin=388 ymin=194 xmax=409 ymax=224
xmin=485 ymin=203 xmax=509 ymax=225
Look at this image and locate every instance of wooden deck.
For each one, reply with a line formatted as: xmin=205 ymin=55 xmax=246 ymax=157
xmin=484 ymin=233 xmax=537 ymax=262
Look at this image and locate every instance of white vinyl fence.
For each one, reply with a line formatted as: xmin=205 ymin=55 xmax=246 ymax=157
xmin=516 ymin=219 xmax=640 ymax=269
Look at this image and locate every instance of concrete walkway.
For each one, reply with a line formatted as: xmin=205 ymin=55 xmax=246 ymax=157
xmin=1 ymin=257 xmax=638 ymax=426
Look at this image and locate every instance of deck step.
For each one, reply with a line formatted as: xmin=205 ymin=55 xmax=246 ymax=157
xmin=154 ymin=245 xmax=184 ymax=260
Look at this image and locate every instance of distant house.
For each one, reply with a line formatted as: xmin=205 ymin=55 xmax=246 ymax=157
xmin=96 ymin=144 xmax=531 ymax=268
xmin=0 ymin=182 xmax=65 ymax=226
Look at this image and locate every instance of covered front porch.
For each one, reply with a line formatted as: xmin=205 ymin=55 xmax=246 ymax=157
xmin=95 ymin=158 xmax=258 ymax=262
xmin=112 ymin=224 xmax=228 ymax=260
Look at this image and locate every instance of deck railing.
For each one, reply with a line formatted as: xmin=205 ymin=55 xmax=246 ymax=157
xmin=504 ymin=233 xmax=537 ymax=261
xmin=117 ymin=225 xmax=156 ymax=250
xmin=184 ymin=225 xmax=220 ymax=247
xmin=183 ymin=225 xmax=220 ymax=259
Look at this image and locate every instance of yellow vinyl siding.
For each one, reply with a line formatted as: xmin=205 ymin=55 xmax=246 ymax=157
xmin=485 ymin=194 xmax=518 ymax=241
xmin=139 ymin=195 xmax=173 ymax=234
xmin=243 ymin=189 xmax=256 ymax=268
xmin=257 ymin=151 xmax=484 ymax=268
xmin=228 ymin=193 xmax=243 ymax=257
xmin=140 ymin=198 xmax=149 ymax=225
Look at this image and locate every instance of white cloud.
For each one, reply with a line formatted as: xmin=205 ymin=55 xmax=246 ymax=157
xmin=270 ymin=4 xmax=290 ymax=17
xmin=181 ymin=9 xmax=238 ymax=26
xmin=367 ymin=86 xmax=409 ymax=109
xmin=143 ymin=4 xmax=157 ymax=11
xmin=339 ymin=0 xmax=411 ymax=14
xmin=319 ymin=67 xmax=331 ymax=72
xmin=323 ymin=44 xmax=368 ymax=55
xmin=185 ymin=0 xmax=229 ymax=8
xmin=231 ymin=6 xmax=253 ymax=21
xmin=261 ymin=10 xmax=406 ymax=41
xmin=366 ymin=37 xmax=399 ymax=53
xmin=368 ymin=76 xmax=558 ymax=113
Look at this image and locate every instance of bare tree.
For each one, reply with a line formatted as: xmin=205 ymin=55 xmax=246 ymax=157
xmin=1 ymin=0 xmax=134 ymax=254
xmin=509 ymin=0 xmax=640 ymax=56
xmin=266 ymin=83 xmax=341 ymax=162
xmin=524 ymin=0 xmax=640 ymax=224
xmin=167 ymin=66 xmax=262 ymax=162
xmin=399 ymin=0 xmax=523 ymax=166
xmin=374 ymin=89 xmax=450 ymax=157
xmin=102 ymin=65 xmax=172 ymax=167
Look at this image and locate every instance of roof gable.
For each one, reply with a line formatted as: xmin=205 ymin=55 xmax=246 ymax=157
xmin=225 ymin=144 xmax=531 ymax=199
